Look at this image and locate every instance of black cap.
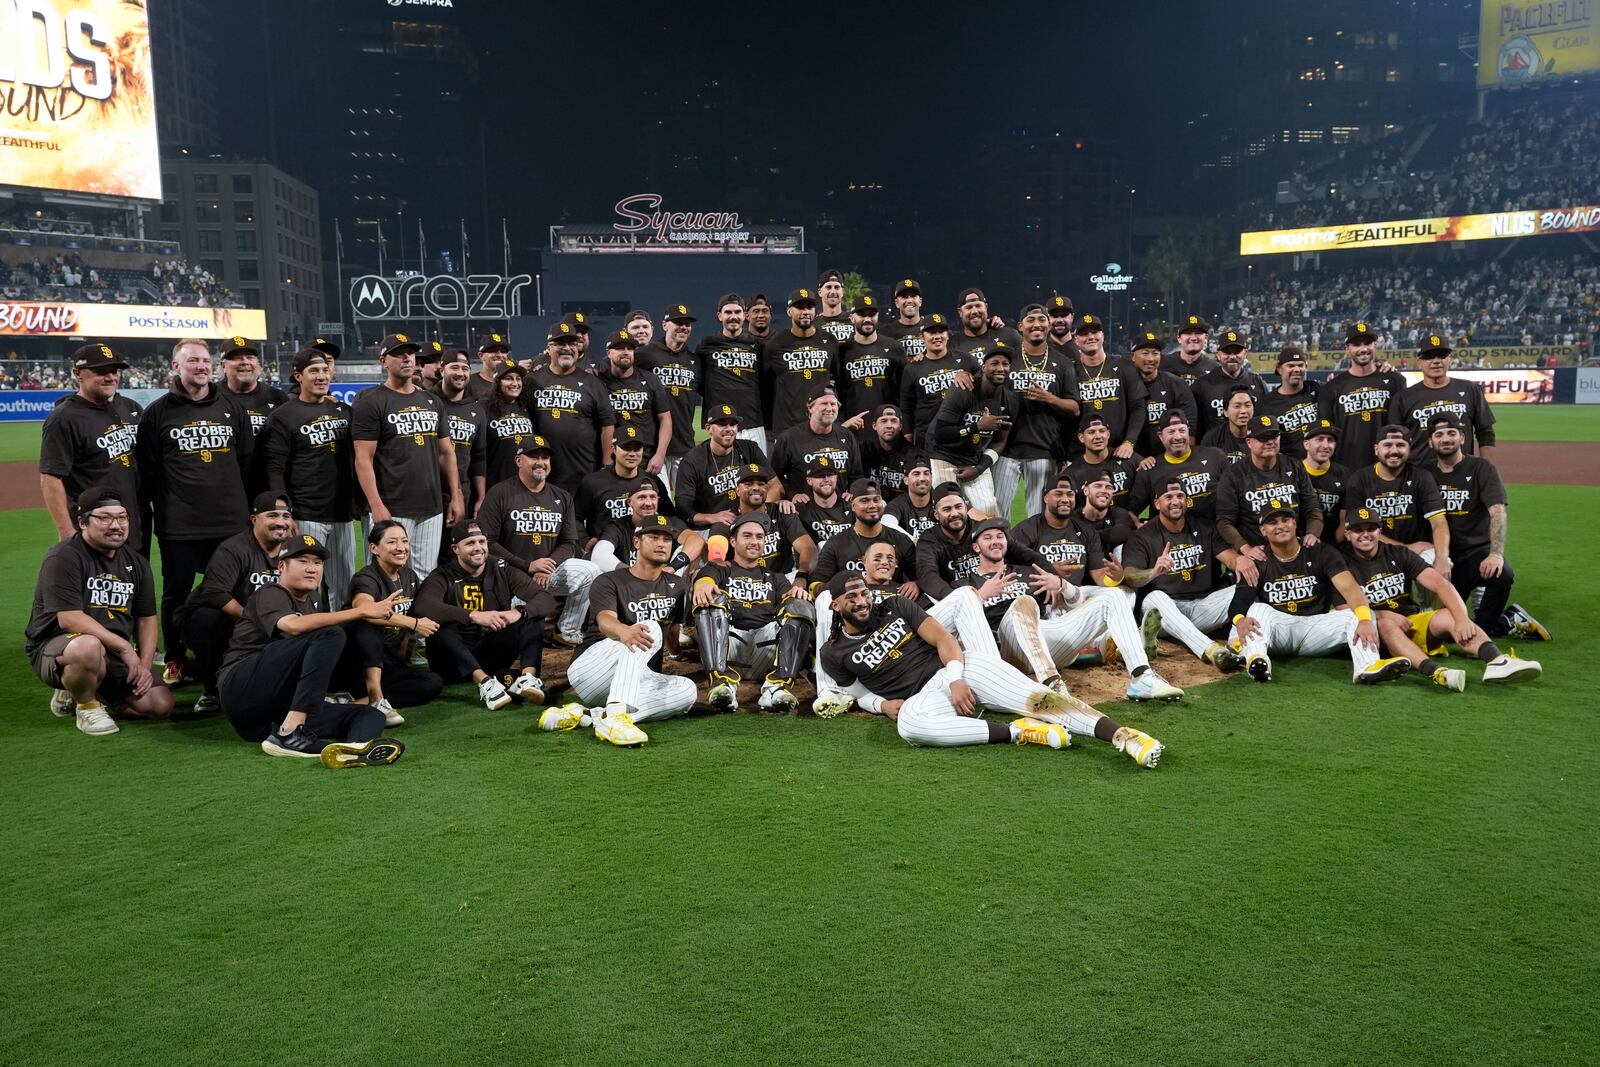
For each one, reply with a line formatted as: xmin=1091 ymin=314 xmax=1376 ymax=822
xmin=1159 ymin=409 xmax=1191 ymax=430
xmin=894 ymin=278 xmax=922 ymax=296
xmin=447 ymin=520 xmax=484 ymax=547
xmin=1304 ymin=418 xmax=1340 ymax=441
xmin=628 ymin=477 xmax=662 ymax=497
xmin=931 ymin=481 xmax=967 ymax=505
xmin=1418 ymin=333 xmax=1452 ymax=357
xmin=868 ymin=403 xmax=902 ymax=424
xmin=1276 ymin=344 xmax=1309 ymax=366
xmin=606 ymin=328 xmax=639 ymax=350
xmin=664 ymin=303 xmax=696 ymax=324
xmin=818 ymin=269 xmax=843 ymax=287
xmin=1344 ymin=506 xmax=1382 ymax=529
xmin=1048 ymin=294 xmax=1074 ymax=314
xmin=76 ymin=485 xmax=128 ymax=515
xmin=1074 ymin=314 xmax=1103 ymax=334
xmin=1074 ymin=467 xmax=1114 ymax=489
xmin=250 ymin=490 xmax=292 ymax=515
xmin=71 ymin=342 xmax=127 ymax=371
xmin=1345 ymin=321 xmax=1378 ymax=345
xmin=478 ymin=332 xmax=510 ymax=353
xmin=1428 ymin=411 xmax=1464 ymax=432
xmin=440 ymin=347 xmax=471 ymax=366
xmin=1177 ymin=314 xmax=1211 ymax=334
xmin=729 ymin=511 xmax=771 ymax=534
xmin=848 ymin=477 xmax=881 ymax=498
xmin=547 ymin=321 xmax=581 ymax=343
xmin=736 ymin=462 xmax=772 ymax=484
xmin=220 ymin=336 xmax=257 ymax=360
xmin=635 ymin=514 xmax=677 ymax=538
xmin=1018 ymin=303 xmax=1047 ymax=320
xmin=1260 ymin=499 xmax=1299 ymax=521
xmin=1131 ymin=329 xmax=1163 ymax=352
xmin=980 ymin=341 xmax=1013 ymax=362
xmin=969 ymin=517 xmax=1010 ymax=543
xmin=1217 ymin=328 xmax=1247 ymax=351
xmin=311 ymin=337 xmax=342 ymax=358
xmin=380 ymin=332 xmax=421 ymax=356
xmin=920 ymin=313 xmax=950 ymax=333
xmin=1377 ymin=424 xmax=1412 ymax=443
xmin=615 ymin=424 xmax=646 ymax=449
xmin=956 ymin=286 xmax=986 ymax=306
xmin=706 ymin=404 xmax=742 ymax=425
xmin=906 ymin=453 xmax=931 ymax=473
xmin=787 ymin=287 xmax=817 ymax=308
xmin=291 ymin=347 xmax=331 ymax=375
xmin=852 ymin=293 xmax=880 ymax=314
xmin=747 ymin=293 xmax=771 ymax=308
xmin=278 ymin=533 xmax=329 ymax=561
xmin=716 ymin=292 xmax=745 ymax=311
xmin=417 ymin=340 xmax=444 ymax=365
xmin=624 ymin=309 xmax=651 ymax=325
xmin=559 ymin=311 xmax=590 ymax=334
xmin=1079 ymin=413 xmax=1109 ymax=431
xmin=1247 ymin=415 xmax=1282 ymax=440
xmin=492 ymin=359 xmax=524 ymax=380
xmin=805 ymin=456 xmax=841 ymax=477
xmin=516 ymin=434 xmax=553 ymax=455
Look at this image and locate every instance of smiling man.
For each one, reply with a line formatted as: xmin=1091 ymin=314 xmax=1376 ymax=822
xmin=39 ymin=342 xmax=144 ymax=546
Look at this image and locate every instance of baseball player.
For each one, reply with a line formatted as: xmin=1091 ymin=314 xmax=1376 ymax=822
xmin=589 ymin=479 xmax=703 ymax=574
xmin=1300 ymin=419 xmax=1348 ymax=530
xmin=880 ymin=278 xmax=926 ymax=359
xmin=768 ymin=390 xmax=861 ymax=500
xmin=1214 ymin=415 xmax=1324 ymax=553
xmin=811 ymin=479 xmax=919 ymax=588
xmin=898 ymin=313 xmax=971 ymax=448
xmin=884 ymin=455 xmax=938 ymax=539
xmin=1045 ymin=293 xmax=1077 ymax=359
xmin=1399 ymin=334 xmax=1496 ymax=464
xmin=763 ymin=288 xmax=842 ymax=432
xmin=1199 ymin=383 xmax=1256 ymax=465
xmin=1191 ymin=328 xmax=1265 ymax=439
xmin=434 ymin=348 xmax=489 ymax=517
xmin=704 ymin=464 xmax=817 ymax=578
xmin=1318 ymin=322 xmax=1406 ymax=469
xmin=858 ymin=404 xmax=917 ymax=499
xmin=1127 ymin=328 xmax=1197 ymax=459
xmin=819 ymin=575 xmax=1163 ymax=767
xmin=559 ymin=515 xmax=697 ymax=746
xmin=1121 ymin=476 xmax=1248 ymax=672
xmin=597 ymin=328 xmax=672 ymax=474
xmin=1127 ymin=410 xmax=1227 ymax=522
xmin=995 ymin=304 xmax=1080 ymax=518
xmin=1258 ymin=345 xmax=1320 ymax=459
xmin=638 ymin=304 xmax=701 ymax=486
xmin=1071 ymin=314 xmax=1146 ymax=459
xmin=39 ymin=343 xmax=144 ymax=547
xmin=692 ymin=512 xmax=817 ymax=713
xmin=1225 ymin=503 xmax=1411 ymax=685
xmin=835 ymin=293 xmax=905 ymax=424
xmin=1162 ymin=314 xmax=1218 ymax=388
xmin=1339 ymin=507 xmax=1541 ymax=689
xmin=673 ymin=406 xmax=773 ymax=528
xmin=928 ymin=344 xmax=1020 ymax=517
xmin=1342 ymin=425 xmax=1449 ymax=570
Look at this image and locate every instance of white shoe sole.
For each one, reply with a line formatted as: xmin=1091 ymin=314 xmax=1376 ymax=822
xmin=260 ymin=739 xmax=321 ymax=758
xmin=482 ymin=693 xmax=513 ymax=711
xmin=1485 ymin=662 xmax=1542 ymax=683
xmin=76 ymin=718 xmax=119 ymax=736
xmin=708 ymin=685 xmax=738 ymax=714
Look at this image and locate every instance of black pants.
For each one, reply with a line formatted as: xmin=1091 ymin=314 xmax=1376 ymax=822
xmin=337 ymin=623 xmax=445 ymax=708
xmin=1450 ymin=549 xmax=1516 ymax=636
xmin=426 ymin=616 xmax=544 ymax=684
xmin=181 ymin=605 xmax=236 ymax=693
xmin=158 ymin=536 xmax=226 ymax=662
xmin=219 ymin=627 xmax=383 ymax=743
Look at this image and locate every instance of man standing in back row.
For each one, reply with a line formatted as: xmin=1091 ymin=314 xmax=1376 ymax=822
xmin=39 ymin=343 xmax=144 ymax=547
xmin=1319 ymin=321 xmax=1405 ymax=469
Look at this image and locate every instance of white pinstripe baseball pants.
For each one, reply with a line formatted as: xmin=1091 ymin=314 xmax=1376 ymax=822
xmin=1036 ymin=586 xmax=1148 ymax=676
xmin=1140 ymin=587 xmax=1236 ymax=659
xmin=565 ymin=621 xmax=697 ymax=721
xmin=1237 ymin=604 xmax=1381 ymax=680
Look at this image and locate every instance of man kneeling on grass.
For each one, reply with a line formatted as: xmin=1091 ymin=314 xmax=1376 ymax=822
xmin=28 ymin=486 xmax=173 ymax=736
xmin=818 ymin=574 xmax=1164 ymax=768
xmin=217 ymin=534 xmax=403 ymax=766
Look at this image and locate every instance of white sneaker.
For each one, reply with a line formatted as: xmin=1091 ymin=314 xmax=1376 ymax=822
xmin=1126 ymin=670 xmax=1183 ymax=702
xmin=507 ymin=674 xmax=546 ymax=703
xmin=50 ymin=689 xmax=74 ymax=718
xmin=812 ymin=688 xmax=854 ymax=719
xmin=1430 ymin=668 xmax=1467 ymax=692
xmin=478 ymin=677 xmax=513 ymax=711
xmin=757 ymin=681 xmax=797 ymax=713
xmin=593 ymin=705 xmax=648 ymax=746
xmin=373 ymin=698 xmax=405 ymax=727
xmin=193 ymin=692 xmax=221 ymax=716
xmin=75 ymin=704 xmax=119 ymax=736
xmin=1483 ymin=652 xmax=1542 ymax=683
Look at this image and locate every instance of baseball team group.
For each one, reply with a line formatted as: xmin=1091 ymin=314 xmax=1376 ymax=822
xmin=29 ymin=271 xmax=1550 ymax=769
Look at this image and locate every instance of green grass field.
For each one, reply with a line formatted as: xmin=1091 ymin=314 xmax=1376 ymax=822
xmin=2 ymin=420 xmax=1597 ymax=1064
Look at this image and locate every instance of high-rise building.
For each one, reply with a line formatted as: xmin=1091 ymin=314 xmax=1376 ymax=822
xmin=148 ymin=0 xmax=222 ymax=151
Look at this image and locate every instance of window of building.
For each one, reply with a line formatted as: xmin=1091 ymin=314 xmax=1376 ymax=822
xmin=196 ymin=201 xmax=220 ymax=223
xmin=196 ymin=230 xmax=222 ymax=253
xmin=236 ymin=231 xmax=257 ymax=253
xmin=194 ymin=173 xmax=218 ymax=194
xmin=199 ymin=258 xmax=224 ymax=277
xmin=238 ymin=259 xmax=260 ymax=282
xmin=160 ymin=228 xmax=181 ymax=244
xmin=233 ymin=202 xmax=255 ymax=224
xmin=159 ymin=201 xmax=179 ymax=223
xmin=239 ymin=287 xmax=260 ymax=307
xmin=232 ymin=174 xmax=253 ymax=194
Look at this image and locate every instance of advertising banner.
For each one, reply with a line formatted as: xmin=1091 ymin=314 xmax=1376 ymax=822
xmin=0 ymin=0 xmax=161 ymax=199
xmin=1577 ymin=366 xmax=1600 ymax=404
xmin=1307 ymin=345 xmax=1577 ymax=366
xmin=1400 ymin=368 xmax=1556 ymax=403
xmin=1479 ymin=0 xmax=1600 ymax=89
xmin=1239 ymin=204 xmax=1600 ymax=255
xmin=0 ymin=301 xmax=267 ymax=340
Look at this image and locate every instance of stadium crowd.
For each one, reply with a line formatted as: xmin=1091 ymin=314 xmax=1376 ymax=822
xmin=29 ymin=278 xmax=1550 ymax=769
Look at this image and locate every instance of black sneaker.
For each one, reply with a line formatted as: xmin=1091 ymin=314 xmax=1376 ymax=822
xmin=321 ymin=738 xmax=406 ymax=769
xmin=261 ymin=723 xmax=328 ymax=759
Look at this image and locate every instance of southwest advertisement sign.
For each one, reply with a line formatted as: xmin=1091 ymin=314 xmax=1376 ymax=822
xmin=1239 ymin=204 xmax=1600 ymax=255
xmin=0 ymin=0 xmax=161 ymax=200
xmin=1479 ymin=0 xmax=1600 ymax=89
xmin=0 ymin=300 xmax=267 ymax=340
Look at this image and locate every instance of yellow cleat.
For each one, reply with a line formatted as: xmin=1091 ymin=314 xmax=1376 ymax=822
xmin=1012 ymin=718 xmax=1070 ymax=750
xmin=1431 ymin=667 xmax=1466 ymax=692
xmin=1356 ymin=656 xmax=1410 ymax=685
xmin=1113 ymin=727 xmax=1164 ymax=768
xmin=538 ymin=703 xmax=589 ymax=731
xmin=593 ymin=707 xmax=648 ymax=746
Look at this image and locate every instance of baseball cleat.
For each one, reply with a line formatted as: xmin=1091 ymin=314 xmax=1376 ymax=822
xmin=507 ymin=674 xmax=546 ymax=704
xmin=1127 ymin=671 xmax=1183 ymax=702
xmin=261 ymin=723 xmax=325 ymax=758
xmin=593 ymin=707 xmax=648 ymax=746
xmin=1205 ymin=642 xmax=1245 ymax=672
xmin=75 ymin=704 xmax=118 ymax=736
xmin=758 ymin=681 xmax=798 ymax=713
xmin=372 ymin=697 xmax=404 ymax=727
xmin=321 ymin=738 xmax=406 ymax=769
xmin=812 ymin=688 xmax=854 ymax=719
xmin=1430 ymin=667 xmax=1467 ymax=692
xmin=161 ymin=661 xmax=185 ymax=686
xmin=1113 ymin=727 xmax=1163 ymax=768
xmin=707 ymin=671 xmax=740 ymax=713
xmin=538 ymin=703 xmax=589 ymax=731
xmin=1246 ymin=652 xmax=1273 ymax=683
xmin=1483 ymin=652 xmax=1542 ymax=683
xmin=1140 ymin=607 xmax=1163 ymax=656
xmin=1099 ymin=638 xmax=1123 ymax=669
xmin=478 ymin=677 xmax=513 ymax=711
xmin=1502 ymin=604 xmax=1550 ymax=641
xmin=1356 ymin=657 xmax=1410 ymax=685
xmin=193 ymin=691 xmax=221 ymax=716
xmin=50 ymin=689 xmax=74 ymax=718
xmin=1012 ymin=718 xmax=1070 ymax=750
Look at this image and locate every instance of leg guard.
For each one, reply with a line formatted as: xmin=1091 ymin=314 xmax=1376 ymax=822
xmin=694 ymin=597 xmax=738 ymax=684
xmin=769 ymin=595 xmax=816 ymax=685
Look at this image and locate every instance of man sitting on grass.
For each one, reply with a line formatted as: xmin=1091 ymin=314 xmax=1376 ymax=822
xmin=27 ymin=486 xmax=173 ymax=737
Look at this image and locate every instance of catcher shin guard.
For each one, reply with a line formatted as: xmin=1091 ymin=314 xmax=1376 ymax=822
xmin=694 ymin=597 xmax=737 ymax=685
xmin=769 ymin=595 xmax=817 ymax=685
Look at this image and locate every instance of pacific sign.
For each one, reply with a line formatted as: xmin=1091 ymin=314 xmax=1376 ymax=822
xmin=612 ymin=193 xmax=751 ymax=244
xmin=348 ymin=273 xmax=533 ymax=320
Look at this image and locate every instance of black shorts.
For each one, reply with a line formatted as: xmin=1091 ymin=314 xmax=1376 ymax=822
xmin=29 ymin=633 xmax=162 ymax=703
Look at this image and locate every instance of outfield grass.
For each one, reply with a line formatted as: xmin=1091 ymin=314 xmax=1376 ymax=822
xmin=2 ymin=483 xmax=1597 ymax=1064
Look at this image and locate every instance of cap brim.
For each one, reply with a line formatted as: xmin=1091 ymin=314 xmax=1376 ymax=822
xmin=384 ymin=344 xmax=422 ymax=355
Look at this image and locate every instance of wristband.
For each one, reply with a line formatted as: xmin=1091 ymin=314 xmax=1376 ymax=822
xmin=693 ymin=576 xmax=717 ymax=590
xmin=1354 ymin=606 xmax=1372 ymax=622
xmin=945 ymin=661 xmax=964 ymax=680
xmin=1232 ymin=614 xmax=1246 ymax=626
